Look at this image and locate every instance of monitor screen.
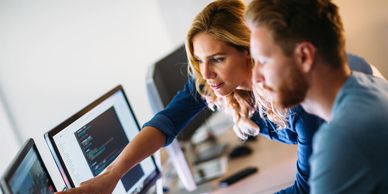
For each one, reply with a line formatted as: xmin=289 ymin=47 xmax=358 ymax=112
xmin=1 ymin=139 xmax=56 ymax=194
xmin=148 ymin=44 xmax=212 ymax=141
xmin=44 ymin=86 xmax=160 ymax=194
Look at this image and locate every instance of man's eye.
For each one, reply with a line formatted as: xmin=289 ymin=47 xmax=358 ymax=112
xmin=257 ymin=57 xmax=267 ymax=65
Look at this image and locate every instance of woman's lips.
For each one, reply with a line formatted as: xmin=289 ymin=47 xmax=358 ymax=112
xmin=210 ymin=82 xmax=224 ymax=90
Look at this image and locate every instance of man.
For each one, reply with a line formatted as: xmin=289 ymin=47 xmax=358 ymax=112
xmin=245 ymin=0 xmax=388 ymax=193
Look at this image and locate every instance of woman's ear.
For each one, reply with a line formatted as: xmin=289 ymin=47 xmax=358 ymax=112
xmin=295 ymin=42 xmax=316 ymax=73
xmin=245 ymin=48 xmax=251 ymax=58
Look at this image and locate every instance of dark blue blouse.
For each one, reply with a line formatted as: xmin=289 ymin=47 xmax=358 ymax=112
xmin=143 ymin=54 xmax=372 ymax=194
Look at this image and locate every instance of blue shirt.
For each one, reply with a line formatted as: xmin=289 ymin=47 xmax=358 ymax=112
xmin=143 ymin=54 xmax=372 ymax=194
xmin=310 ymin=72 xmax=388 ymax=194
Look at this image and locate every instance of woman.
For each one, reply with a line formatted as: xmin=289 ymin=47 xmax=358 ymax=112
xmin=57 ymin=0 xmax=374 ymax=193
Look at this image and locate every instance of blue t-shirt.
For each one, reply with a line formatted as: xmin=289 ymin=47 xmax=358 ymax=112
xmin=143 ymin=54 xmax=372 ymax=194
xmin=310 ymin=72 xmax=388 ymax=194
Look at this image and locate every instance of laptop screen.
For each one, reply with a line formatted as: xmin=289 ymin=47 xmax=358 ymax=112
xmin=1 ymin=139 xmax=56 ymax=194
xmin=45 ymin=86 xmax=160 ymax=194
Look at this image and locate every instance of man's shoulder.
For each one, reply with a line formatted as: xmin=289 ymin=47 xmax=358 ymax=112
xmin=313 ymin=122 xmax=344 ymax=148
xmin=334 ymin=73 xmax=388 ymax=120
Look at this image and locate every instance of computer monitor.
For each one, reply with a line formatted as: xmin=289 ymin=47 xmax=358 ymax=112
xmin=1 ymin=138 xmax=57 ymax=194
xmin=146 ymin=45 xmax=213 ymax=191
xmin=44 ymin=85 xmax=160 ymax=194
xmin=147 ymin=44 xmax=213 ymax=141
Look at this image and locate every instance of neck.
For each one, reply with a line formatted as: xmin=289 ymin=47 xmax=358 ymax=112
xmin=302 ymin=61 xmax=351 ymax=122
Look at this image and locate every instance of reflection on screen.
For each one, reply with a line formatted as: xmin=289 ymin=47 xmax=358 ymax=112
xmin=74 ymin=107 xmax=145 ymax=191
xmin=8 ymin=149 xmax=55 ymax=194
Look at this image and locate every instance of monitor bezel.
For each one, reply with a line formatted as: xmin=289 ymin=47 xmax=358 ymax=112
xmin=0 ymin=138 xmax=57 ymax=194
xmin=44 ymin=85 xmax=161 ymax=193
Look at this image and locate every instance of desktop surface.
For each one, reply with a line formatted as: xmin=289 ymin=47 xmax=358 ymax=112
xmin=168 ymin=129 xmax=297 ymax=194
xmin=210 ymin=129 xmax=297 ymax=194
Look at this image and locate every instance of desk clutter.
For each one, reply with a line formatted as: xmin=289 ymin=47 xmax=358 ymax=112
xmin=160 ymin=128 xmax=260 ymax=193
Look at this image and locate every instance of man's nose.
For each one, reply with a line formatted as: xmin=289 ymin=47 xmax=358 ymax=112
xmin=252 ymin=61 xmax=265 ymax=84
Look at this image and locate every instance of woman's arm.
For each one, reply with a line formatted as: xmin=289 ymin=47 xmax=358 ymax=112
xmin=252 ymin=112 xmax=299 ymax=144
xmin=56 ymin=80 xmax=208 ymax=194
xmin=108 ymin=126 xmax=166 ymax=180
xmin=56 ymin=126 xmax=165 ymax=194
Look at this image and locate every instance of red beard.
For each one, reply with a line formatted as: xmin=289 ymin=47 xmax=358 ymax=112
xmin=275 ymin=64 xmax=309 ymax=109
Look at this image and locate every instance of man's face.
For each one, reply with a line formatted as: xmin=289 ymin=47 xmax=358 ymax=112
xmin=249 ymin=25 xmax=309 ymax=108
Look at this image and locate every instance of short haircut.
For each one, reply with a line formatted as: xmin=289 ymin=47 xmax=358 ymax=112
xmin=245 ymin=0 xmax=347 ymax=68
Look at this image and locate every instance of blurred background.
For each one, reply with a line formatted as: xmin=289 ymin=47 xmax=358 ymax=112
xmin=0 ymin=0 xmax=387 ymax=189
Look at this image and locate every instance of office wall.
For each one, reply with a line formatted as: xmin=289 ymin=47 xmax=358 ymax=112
xmin=335 ymin=0 xmax=388 ymax=77
xmin=156 ymin=0 xmax=213 ymax=48
xmin=0 ymin=94 xmax=19 ymax=176
xmin=0 ymin=0 xmax=173 ymax=187
xmin=160 ymin=0 xmax=388 ymax=77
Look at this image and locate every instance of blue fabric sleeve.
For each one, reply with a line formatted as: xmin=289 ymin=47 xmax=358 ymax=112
xmin=252 ymin=106 xmax=321 ymax=194
xmin=143 ymin=79 xmax=208 ymax=146
xmin=276 ymin=107 xmax=325 ymax=194
xmin=347 ymin=54 xmax=372 ymax=75
xmin=142 ymin=53 xmax=373 ymax=193
xmin=253 ymin=113 xmax=298 ymax=144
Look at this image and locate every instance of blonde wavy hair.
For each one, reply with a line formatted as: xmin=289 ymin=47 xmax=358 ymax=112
xmin=252 ymin=84 xmax=289 ymax=129
xmin=185 ymin=0 xmax=261 ymax=140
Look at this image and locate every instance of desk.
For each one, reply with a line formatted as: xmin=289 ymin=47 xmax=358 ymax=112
xmin=167 ymin=129 xmax=298 ymax=194
xmin=209 ymin=129 xmax=297 ymax=194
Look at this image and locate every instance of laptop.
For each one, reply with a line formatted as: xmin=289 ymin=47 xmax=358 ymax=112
xmin=44 ymin=85 xmax=160 ymax=194
xmin=1 ymin=138 xmax=57 ymax=194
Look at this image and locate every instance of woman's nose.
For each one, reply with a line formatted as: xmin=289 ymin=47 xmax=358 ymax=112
xmin=201 ymin=62 xmax=216 ymax=80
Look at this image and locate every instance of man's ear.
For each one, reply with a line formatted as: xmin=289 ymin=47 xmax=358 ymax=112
xmin=295 ymin=42 xmax=316 ymax=73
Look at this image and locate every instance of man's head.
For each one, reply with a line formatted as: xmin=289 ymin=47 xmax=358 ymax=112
xmin=245 ymin=0 xmax=346 ymax=108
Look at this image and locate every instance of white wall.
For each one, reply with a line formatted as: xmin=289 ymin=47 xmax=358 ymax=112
xmin=0 ymin=91 xmax=20 ymax=176
xmin=156 ymin=0 xmax=213 ymax=48
xmin=0 ymin=0 xmax=174 ymax=188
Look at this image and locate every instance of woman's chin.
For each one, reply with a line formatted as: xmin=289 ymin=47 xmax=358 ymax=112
xmin=214 ymin=90 xmax=233 ymax=97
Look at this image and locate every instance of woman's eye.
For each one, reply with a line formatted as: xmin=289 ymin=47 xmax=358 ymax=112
xmin=213 ymin=57 xmax=224 ymax=63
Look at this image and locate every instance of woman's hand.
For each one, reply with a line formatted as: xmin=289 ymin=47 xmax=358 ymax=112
xmin=55 ymin=168 xmax=121 ymax=194
xmin=55 ymin=126 xmax=165 ymax=194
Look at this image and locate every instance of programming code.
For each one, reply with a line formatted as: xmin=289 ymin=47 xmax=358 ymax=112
xmin=74 ymin=107 xmax=145 ymax=191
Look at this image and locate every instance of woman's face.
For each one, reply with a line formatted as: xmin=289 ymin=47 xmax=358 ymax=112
xmin=192 ymin=32 xmax=252 ymax=97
